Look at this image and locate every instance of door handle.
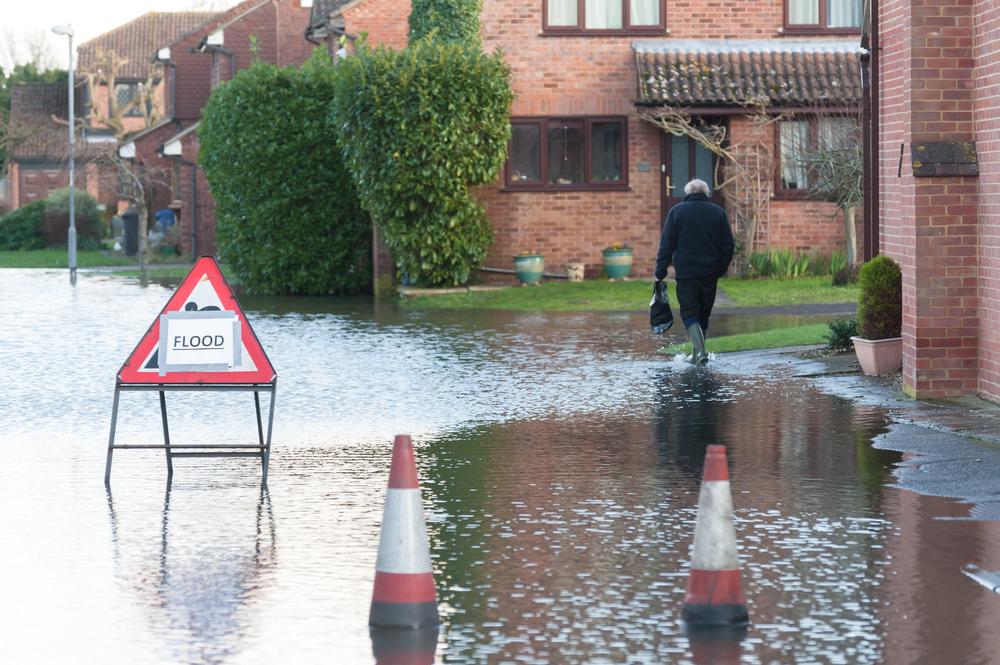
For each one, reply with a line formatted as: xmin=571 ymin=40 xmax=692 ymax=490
xmin=665 ymin=175 xmax=676 ymax=192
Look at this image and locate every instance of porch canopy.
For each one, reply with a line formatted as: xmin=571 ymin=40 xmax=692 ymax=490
xmin=633 ymin=39 xmax=863 ymax=108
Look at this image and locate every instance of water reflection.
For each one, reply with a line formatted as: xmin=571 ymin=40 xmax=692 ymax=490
xmin=106 ymin=481 xmax=275 ymax=663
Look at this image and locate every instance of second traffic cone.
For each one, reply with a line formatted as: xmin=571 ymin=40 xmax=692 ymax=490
xmin=369 ymin=435 xmax=440 ymax=630
xmin=681 ymin=445 xmax=749 ymax=627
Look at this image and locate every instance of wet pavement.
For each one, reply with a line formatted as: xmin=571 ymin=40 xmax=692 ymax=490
xmin=2 ymin=269 xmax=1000 ymax=665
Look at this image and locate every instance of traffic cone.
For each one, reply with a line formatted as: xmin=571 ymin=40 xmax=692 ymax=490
xmin=369 ymin=435 xmax=440 ymax=629
xmin=681 ymin=445 xmax=749 ymax=627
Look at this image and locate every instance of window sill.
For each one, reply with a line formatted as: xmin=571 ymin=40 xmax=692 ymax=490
xmin=779 ymin=27 xmax=863 ymax=36
xmin=540 ymin=28 xmax=668 ymax=37
xmin=502 ymin=184 xmax=632 ymax=192
xmin=772 ymin=189 xmax=810 ymax=201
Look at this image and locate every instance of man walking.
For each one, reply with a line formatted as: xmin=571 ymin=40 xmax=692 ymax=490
xmin=654 ymin=179 xmax=734 ymax=365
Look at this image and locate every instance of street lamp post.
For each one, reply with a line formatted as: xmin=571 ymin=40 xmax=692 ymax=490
xmin=52 ymin=24 xmax=76 ymax=284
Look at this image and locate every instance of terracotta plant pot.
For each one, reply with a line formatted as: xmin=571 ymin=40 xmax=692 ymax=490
xmin=512 ymin=254 xmax=545 ymax=285
xmin=602 ymin=250 xmax=633 ymax=280
xmin=565 ymin=262 xmax=585 ymax=282
xmin=851 ymin=336 xmax=903 ymax=376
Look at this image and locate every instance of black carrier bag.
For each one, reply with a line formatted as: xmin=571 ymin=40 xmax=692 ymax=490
xmin=649 ymin=280 xmax=674 ymax=334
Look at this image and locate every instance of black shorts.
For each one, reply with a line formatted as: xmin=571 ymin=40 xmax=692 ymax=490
xmin=676 ymin=275 xmax=719 ymax=325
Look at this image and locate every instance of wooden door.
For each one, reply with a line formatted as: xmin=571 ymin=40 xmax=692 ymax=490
xmin=660 ymin=126 xmax=724 ymax=222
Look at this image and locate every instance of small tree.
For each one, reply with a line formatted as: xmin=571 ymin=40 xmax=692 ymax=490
xmin=200 ymin=50 xmax=372 ymax=295
xmin=787 ymin=117 xmax=863 ymax=265
xmin=82 ymin=48 xmax=164 ymax=139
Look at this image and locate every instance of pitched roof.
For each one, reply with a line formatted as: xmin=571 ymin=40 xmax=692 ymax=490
xmin=634 ymin=39 xmax=863 ymax=107
xmin=8 ymin=82 xmax=85 ymax=160
xmin=77 ymin=12 xmax=218 ymax=80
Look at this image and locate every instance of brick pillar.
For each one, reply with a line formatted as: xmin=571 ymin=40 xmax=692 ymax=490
xmin=880 ymin=0 xmax=979 ymax=399
xmin=372 ymin=225 xmax=394 ymax=297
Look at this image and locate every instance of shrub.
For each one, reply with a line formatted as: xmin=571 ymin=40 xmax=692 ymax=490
xmin=332 ymin=37 xmax=514 ymax=286
xmin=45 ymin=187 xmax=102 ymax=235
xmin=200 ymin=51 xmax=372 ymax=295
xmin=829 ymin=251 xmax=847 ymax=276
xmin=857 ymin=255 xmax=902 ymax=340
xmin=826 ymin=317 xmax=859 ymax=348
xmin=410 ymin=0 xmax=482 ymax=45
xmin=41 ymin=210 xmax=103 ymax=249
xmin=832 ymin=262 xmax=862 ymax=286
xmin=0 ymin=200 xmax=46 ymax=250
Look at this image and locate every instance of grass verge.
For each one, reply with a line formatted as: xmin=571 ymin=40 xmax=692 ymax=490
xmin=0 ymin=248 xmax=195 ymax=269
xmin=662 ymin=323 xmax=829 ymax=355
xmin=110 ymin=266 xmax=235 ymax=280
xmin=403 ymin=276 xmax=856 ymax=311
xmin=402 ymin=280 xmax=677 ymax=311
xmin=716 ymin=277 xmax=857 ymax=307
xmin=0 ymin=249 xmax=135 ymax=268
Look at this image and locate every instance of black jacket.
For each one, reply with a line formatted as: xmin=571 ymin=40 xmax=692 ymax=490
xmin=654 ymin=193 xmax=735 ymax=281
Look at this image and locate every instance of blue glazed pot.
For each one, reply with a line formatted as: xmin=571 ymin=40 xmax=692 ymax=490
xmin=602 ymin=250 xmax=633 ymax=280
xmin=513 ymin=255 xmax=545 ymax=284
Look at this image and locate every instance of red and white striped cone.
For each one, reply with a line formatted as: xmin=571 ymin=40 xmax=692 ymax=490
xmin=369 ymin=435 xmax=440 ymax=629
xmin=681 ymin=444 xmax=749 ymax=627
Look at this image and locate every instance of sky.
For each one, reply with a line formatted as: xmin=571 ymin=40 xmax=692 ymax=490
xmin=2 ymin=0 xmax=239 ymax=71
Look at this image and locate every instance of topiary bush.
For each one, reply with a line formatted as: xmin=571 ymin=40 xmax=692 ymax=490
xmin=332 ymin=37 xmax=513 ymax=286
xmin=199 ymin=50 xmax=371 ymax=296
xmin=0 ymin=200 xmax=46 ymax=251
xmin=857 ymin=255 xmax=902 ymax=340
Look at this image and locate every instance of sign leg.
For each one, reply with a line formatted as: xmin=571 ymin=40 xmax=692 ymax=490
xmin=262 ymin=382 xmax=276 ymax=485
xmin=104 ymin=386 xmax=121 ymax=486
xmin=159 ymin=390 xmax=173 ymax=477
xmin=254 ymin=391 xmax=265 ymax=447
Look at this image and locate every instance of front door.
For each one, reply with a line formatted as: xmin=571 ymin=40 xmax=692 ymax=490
xmin=660 ymin=125 xmax=725 ymax=222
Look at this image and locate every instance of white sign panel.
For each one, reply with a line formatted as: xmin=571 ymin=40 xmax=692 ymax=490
xmin=158 ymin=311 xmax=240 ymax=375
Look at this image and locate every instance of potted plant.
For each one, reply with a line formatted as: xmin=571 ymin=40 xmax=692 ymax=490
xmin=851 ymin=255 xmax=903 ymax=375
xmin=513 ymin=251 xmax=545 ymax=285
xmin=602 ymin=242 xmax=633 ymax=280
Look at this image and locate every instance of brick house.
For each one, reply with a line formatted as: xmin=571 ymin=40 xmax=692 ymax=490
xmin=309 ymin=0 xmax=866 ymax=287
xmin=143 ymin=0 xmax=314 ymax=256
xmin=5 ymin=83 xmax=92 ymax=209
xmin=870 ymin=0 xmax=1000 ymax=400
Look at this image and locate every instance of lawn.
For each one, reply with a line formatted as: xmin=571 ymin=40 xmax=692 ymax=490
xmin=0 ymin=249 xmax=195 ymax=269
xmin=661 ymin=323 xmax=830 ymax=356
xmin=716 ymin=276 xmax=858 ymax=307
xmin=111 ymin=265 xmax=236 ymax=280
xmin=403 ymin=276 xmax=856 ymax=311
xmin=402 ymin=280 xmax=678 ymax=311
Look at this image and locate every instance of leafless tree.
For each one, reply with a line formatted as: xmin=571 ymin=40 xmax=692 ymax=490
xmin=91 ymin=146 xmax=171 ymax=279
xmin=0 ymin=26 xmax=58 ymax=71
xmin=81 ymin=48 xmax=165 ymax=139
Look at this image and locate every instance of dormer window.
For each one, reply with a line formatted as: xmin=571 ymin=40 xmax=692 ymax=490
xmin=543 ymin=0 xmax=666 ymax=34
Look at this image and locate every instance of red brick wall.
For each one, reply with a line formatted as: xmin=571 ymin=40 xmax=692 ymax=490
xmin=975 ymin=0 xmax=1000 ymax=400
xmin=177 ymin=132 xmax=219 ymax=258
xmin=342 ymin=0 xmax=412 ymax=50
xmin=879 ymin=0 xmax=979 ymax=399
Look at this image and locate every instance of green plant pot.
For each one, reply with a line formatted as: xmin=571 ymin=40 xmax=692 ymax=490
xmin=602 ymin=250 xmax=633 ymax=280
xmin=513 ymin=255 xmax=545 ymax=284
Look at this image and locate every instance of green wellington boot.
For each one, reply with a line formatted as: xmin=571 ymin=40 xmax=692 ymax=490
xmin=687 ymin=323 xmax=708 ymax=365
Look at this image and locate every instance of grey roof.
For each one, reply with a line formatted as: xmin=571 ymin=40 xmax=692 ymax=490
xmin=8 ymin=82 xmax=86 ymax=160
xmin=634 ymin=39 xmax=864 ymax=107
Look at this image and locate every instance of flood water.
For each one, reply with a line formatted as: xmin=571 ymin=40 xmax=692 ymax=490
xmin=2 ymin=269 xmax=999 ymax=665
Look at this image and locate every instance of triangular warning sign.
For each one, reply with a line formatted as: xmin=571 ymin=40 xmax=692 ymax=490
xmin=118 ymin=256 xmax=276 ymax=384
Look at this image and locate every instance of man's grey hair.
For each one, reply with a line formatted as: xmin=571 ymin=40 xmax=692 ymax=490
xmin=684 ymin=179 xmax=710 ymax=196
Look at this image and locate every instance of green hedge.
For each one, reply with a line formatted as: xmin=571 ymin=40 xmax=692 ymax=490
xmin=332 ymin=38 xmax=513 ymax=286
xmin=410 ymin=0 xmax=483 ymax=45
xmin=199 ymin=51 xmax=371 ymax=295
xmin=0 ymin=200 xmax=46 ymax=251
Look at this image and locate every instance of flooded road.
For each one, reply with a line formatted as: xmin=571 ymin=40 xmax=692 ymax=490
xmin=1 ymin=269 xmax=999 ymax=665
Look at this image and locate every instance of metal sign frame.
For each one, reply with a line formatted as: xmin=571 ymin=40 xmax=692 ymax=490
xmin=104 ymin=380 xmax=276 ymax=486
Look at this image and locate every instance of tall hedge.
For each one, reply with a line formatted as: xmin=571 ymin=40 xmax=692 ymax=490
xmin=410 ymin=0 xmax=483 ymax=45
xmin=857 ymin=256 xmax=902 ymax=340
xmin=199 ymin=51 xmax=371 ymax=295
xmin=332 ymin=38 xmax=513 ymax=286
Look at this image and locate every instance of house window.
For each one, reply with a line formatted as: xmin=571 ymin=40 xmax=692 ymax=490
xmin=506 ymin=117 xmax=628 ymax=190
xmin=544 ymin=0 xmax=666 ymax=34
xmin=785 ymin=0 xmax=863 ymax=33
xmin=114 ymin=83 xmax=146 ymax=117
xmin=777 ymin=116 xmax=858 ymax=194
